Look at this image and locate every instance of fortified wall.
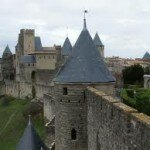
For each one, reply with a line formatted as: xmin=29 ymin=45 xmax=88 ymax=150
xmin=87 ymin=87 xmax=150 ymax=150
xmin=3 ymin=80 xmax=52 ymax=99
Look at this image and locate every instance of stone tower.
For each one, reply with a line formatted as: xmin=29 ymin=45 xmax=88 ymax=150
xmin=61 ymin=37 xmax=72 ymax=59
xmin=20 ymin=29 xmax=35 ymax=55
xmin=53 ymin=18 xmax=115 ymax=150
xmin=93 ymin=33 xmax=104 ymax=58
xmin=1 ymin=45 xmax=14 ymax=80
xmin=15 ymin=29 xmax=35 ymax=81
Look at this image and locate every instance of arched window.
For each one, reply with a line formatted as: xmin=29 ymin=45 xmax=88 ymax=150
xmin=71 ymin=128 xmax=77 ymax=140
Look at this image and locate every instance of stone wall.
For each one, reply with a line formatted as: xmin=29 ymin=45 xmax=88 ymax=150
xmin=144 ymin=75 xmax=150 ymax=89
xmin=3 ymin=80 xmax=52 ymax=99
xmin=5 ymin=81 xmax=20 ymax=97
xmin=0 ymin=82 xmax=5 ymax=95
xmin=4 ymin=81 xmax=32 ymax=98
xmin=44 ymin=93 xmax=55 ymax=122
xmin=87 ymin=87 xmax=150 ymax=150
xmin=54 ymin=84 xmax=88 ymax=150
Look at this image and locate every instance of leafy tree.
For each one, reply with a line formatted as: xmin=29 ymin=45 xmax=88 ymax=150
xmin=135 ymin=89 xmax=150 ymax=116
xmin=144 ymin=66 xmax=150 ymax=75
xmin=122 ymin=64 xmax=144 ymax=85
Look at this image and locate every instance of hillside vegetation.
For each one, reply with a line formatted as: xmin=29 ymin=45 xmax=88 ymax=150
xmin=0 ymin=96 xmax=46 ymax=150
xmin=121 ymin=86 xmax=150 ymax=116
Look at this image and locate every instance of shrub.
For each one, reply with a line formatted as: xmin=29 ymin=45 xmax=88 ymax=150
xmin=120 ymin=89 xmax=136 ymax=108
xmin=135 ymin=90 xmax=150 ymax=115
xmin=126 ymin=89 xmax=134 ymax=98
xmin=0 ymin=95 xmax=15 ymax=106
xmin=22 ymin=102 xmax=43 ymax=119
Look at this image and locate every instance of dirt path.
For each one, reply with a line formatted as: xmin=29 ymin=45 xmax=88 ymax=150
xmin=0 ymin=111 xmax=17 ymax=135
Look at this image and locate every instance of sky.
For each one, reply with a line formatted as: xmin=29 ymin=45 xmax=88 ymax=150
xmin=0 ymin=0 xmax=150 ymax=58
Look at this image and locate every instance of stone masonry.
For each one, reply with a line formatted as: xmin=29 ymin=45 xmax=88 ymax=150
xmin=87 ymin=87 xmax=150 ymax=150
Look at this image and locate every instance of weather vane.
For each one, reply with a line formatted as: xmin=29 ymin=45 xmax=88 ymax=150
xmin=84 ymin=10 xmax=88 ymax=19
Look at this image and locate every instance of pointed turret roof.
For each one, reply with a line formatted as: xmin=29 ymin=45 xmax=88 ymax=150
xmin=35 ymin=36 xmax=43 ymax=51
xmin=61 ymin=37 xmax=72 ymax=56
xmin=93 ymin=33 xmax=103 ymax=46
xmin=143 ymin=51 xmax=150 ymax=59
xmin=3 ymin=45 xmax=12 ymax=54
xmin=16 ymin=117 xmax=47 ymax=150
xmin=53 ymin=20 xmax=115 ymax=83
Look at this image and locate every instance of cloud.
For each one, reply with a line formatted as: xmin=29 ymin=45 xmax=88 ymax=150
xmin=0 ymin=0 xmax=150 ymax=58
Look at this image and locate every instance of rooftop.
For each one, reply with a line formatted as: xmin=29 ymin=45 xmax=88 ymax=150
xmin=53 ymin=19 xmax=115 ymax=83
xmin=93 ymin=33 xmax=103 ymax=46
xmin=61 ymin=37 xmax=72 ymax=56
xmin=20 ymin=55 xmax=36 ymax=64
xmin=16 ymin=117 xmax=47 ymax=150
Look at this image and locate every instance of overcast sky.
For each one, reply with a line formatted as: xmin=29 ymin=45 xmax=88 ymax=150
xmin=0 ymin=0 xmax=150 ymax=58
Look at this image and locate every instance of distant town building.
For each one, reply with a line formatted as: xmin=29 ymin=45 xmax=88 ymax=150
xmin=143 ymin=51 xmax=150 ymax=60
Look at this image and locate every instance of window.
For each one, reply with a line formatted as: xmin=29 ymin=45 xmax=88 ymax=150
xmin=63 ymin=87 xmax=68 ymax=95
xmin=110 ymin=109 xmax=113 ymax=120
xmin=71 ymin=129 xmax=77 ymax=140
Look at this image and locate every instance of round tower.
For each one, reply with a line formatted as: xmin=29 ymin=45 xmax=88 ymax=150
xmin=93 ymin=33 xmax=105 ymax=58
xmin=53 ymin=15 xmax=115 ymax=150
xmin=1 ymin=45 xmax=14 ymax=80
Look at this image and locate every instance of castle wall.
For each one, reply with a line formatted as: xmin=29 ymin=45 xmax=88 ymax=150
xmin=87 ymin=87 xmax=150 ymax=150
xmin=36 ymin=84 xmax=53 ymax=99
xmin=4 ymin=81 xmax=32 ymax=98
xmin=0 ymin=82 xmax=5 ymax=95
xmin=35 ymin=54 xmax=57 ymax=70
xmin=93 ymin=83 xmax=115 ymax=95
xmin=3 ymin=80 xmax=52 ymax=99
xmin=44 ymin=93 xmax=55 ymax=122
xmin=5 ymin=81 xmax=20 ymax=97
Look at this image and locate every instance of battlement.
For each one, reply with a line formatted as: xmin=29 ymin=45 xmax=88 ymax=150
xmin=20 ymin=29 xmax=35 ymax=35
xmin=87 ymin=87 xmax=150 ymax=150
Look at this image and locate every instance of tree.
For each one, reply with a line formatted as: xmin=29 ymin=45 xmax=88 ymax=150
xmin=144 ymin=66 xmax=150 ymax=75
xmin=122 ymin=64 xmax=144 ymax=85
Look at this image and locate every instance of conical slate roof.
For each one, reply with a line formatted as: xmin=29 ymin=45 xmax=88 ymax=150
xmin=35 ymin=37 xmax=43 ymax=51
xmin=20 ymin=55 xmax=36 ymax=64
xmin=53 ymin=23 xmax=115 ymax=83
xmin=143 ymin=51 xmax=150 ymax=59
xmin=16 ymin=118 xmax=47 ymax=150
xmin=61 ymin=37 xmax=72 ymax=56
xmin=3 ymin=45 xmax=12 ymax=55
xmin=93 ymin=33 xmax=103 ymax=46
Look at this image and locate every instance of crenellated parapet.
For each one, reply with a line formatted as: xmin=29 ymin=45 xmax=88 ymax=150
xmin=87 ymin=87 xmax=150 ymax=150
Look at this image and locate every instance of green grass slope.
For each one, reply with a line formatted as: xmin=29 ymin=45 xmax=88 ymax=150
xmin=0 ymin=96 xmax=46 ymax=150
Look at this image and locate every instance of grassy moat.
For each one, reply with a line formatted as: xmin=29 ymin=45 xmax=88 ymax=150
xmin=0 ymin=96 xmax=46 ymax=150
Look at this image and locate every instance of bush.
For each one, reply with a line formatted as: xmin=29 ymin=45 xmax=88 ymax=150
xmin=120 ymin=89 xmax=136 ymax=108
xmin=126 ymin=89 xmax=134 ymax=98
xmin=135 ymin=90 xmax=150 ymax=116
xmin=0 ymin=95 xmax=15 ymax=106
xmin=121 ymin=88 xmax=150 ymax=116
xmin=22 ymin=102 xmax=43 ymax=119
